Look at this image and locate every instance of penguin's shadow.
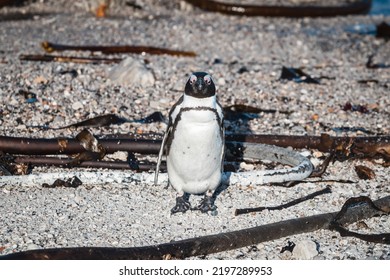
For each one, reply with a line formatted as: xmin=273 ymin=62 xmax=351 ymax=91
xmin=223 ymin=105 xmax=258 ymax=135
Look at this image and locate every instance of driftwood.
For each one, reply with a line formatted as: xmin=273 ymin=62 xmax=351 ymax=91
xmin=19 ymin=54 xmax=122 ymax=64
xmin=235 ymin=186 xmax=332 ymax=215
xmin=12 ymin=156 xmax=158 ymax=171
xmin=184 ymin=0 xmax=372 ymax=17
xmin=41 ymin=41 xmax=196 ymax=57
xmin=1 ymin=195 xmax=388 ymax=260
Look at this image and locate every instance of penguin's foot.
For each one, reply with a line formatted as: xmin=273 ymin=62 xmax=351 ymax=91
xmin=171 ymin=195 xmax=191 ymax=214
xmin=192 ymin=196 xmax=217 ymax=213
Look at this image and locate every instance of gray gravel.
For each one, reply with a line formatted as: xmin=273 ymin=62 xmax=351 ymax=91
xmin=0 ymin=0 xmax=389 ymax=259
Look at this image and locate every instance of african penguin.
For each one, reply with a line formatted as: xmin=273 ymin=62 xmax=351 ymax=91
xmin=155 ymin=72 xmax=225 ymax=214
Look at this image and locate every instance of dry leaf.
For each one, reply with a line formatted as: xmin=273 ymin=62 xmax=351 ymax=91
xmin=355 ymin=165 xmax=376 ymax=180
xmin=95 ymin=3 xmax=108 ymax=18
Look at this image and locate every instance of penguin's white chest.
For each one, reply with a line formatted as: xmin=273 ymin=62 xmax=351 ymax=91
xmin=167 ymin=109 xmax=223 ymax=194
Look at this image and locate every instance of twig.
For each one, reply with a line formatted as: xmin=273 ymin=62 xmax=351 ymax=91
xmin=235 ymin=186 xmax=332 ymax=215
xmin=1 ymin=195 xmax=388 ymax=260
xmin=13 ymin=156 xmax=160 ymax=172
xmin=310 ymin=152 xmax=335 ymax=177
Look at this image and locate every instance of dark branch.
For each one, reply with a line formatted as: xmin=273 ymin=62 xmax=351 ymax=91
xmin=1 ymin=195 xmax=388 ymax=260
xmin=184 ymin=0 xmax=372 ymax=17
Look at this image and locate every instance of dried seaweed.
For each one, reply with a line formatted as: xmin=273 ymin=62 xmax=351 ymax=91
xmin=280 ymin=241 xmax=296 ymax=253
xmin=42 ymin=176 xmax=82 ymax=188
xmin=0 ymin=12 xmax=51 ymax=21
xmin=183 ymin=0 xmax=372 ymax=17
xmin=329 ymin=196 xmax=390 ymax=244
xmin=342 ymin=102 xmax=369 ymax=113
xmin=319 ymin=122 xmax=376 ymax=135
xmin=133 ymin=111 xmax=166 ymax=124
xmin=1 ymin=195 xmax=388 ymax=260
xmin=354 ymin=165 xmax=376 ymax=180
xmin=59 ymin=114 xmax=127 ymax=129
xmin=224 ymin=104 xmax=291 ymax=121
xmin=235 ymin=186 xmax=331 ymax=216
xmin=366 ymin=54 xmax=390 ymax=69
xmin=279 ymin=66 xmax=320 ymax=84
xmin=33 ymin=113 xmax=164 ymax=130
xmin=13 ymin=156 xmax=160 ymax=172
xmin=19 ymin=54 xmax=122 ymax=64
xmin=0 ymin=152 xmax=29 ymax=175
xmin=310 ymin=152 xmax=335 ymax=177
xmin=69 ymin=129 xmax=106 ymax=166
xmin=41 ymin=41 xmax=196 ymax=57
xmin=376 ymin=22 xmax=390 ymax=38
xmin=18 ymin=89 xmax=38 ymax=103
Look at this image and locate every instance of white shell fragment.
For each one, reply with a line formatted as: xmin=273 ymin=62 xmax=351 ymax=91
xmin=108 ymin=57 xmax=155 ymax=87
xmin=292 ymin=240 xmax=319 ymax=260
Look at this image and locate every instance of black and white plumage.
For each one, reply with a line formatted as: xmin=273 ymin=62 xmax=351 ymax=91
xmin=155 ymin=72 xmax=224 ymax=214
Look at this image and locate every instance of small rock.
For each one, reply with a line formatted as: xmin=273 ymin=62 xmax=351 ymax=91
xmin=33 ymin=75 xmax=48 ymax=85
xmin=239 ymin=162 xmax=255 ymax=171
xmin=26 ymin=243 xmax=40 ymax=250
xmin=108 ymin=57 xmax=155 ymax=87
xmin=72 ymin=101 xmax=84 ymax=111
xmin=300 ymin=150 xmax=311 ymax=157
xmin=217 ymin=77 xmax=226 ymax=86
xmin=292 ymin=240 xmax=318 ymax=260
xmin=313 ymin=151 xmax=324 ymax=158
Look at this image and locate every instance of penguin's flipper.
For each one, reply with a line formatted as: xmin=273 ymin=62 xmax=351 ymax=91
xmin=154 ymin=129 xmax=169 ymax=185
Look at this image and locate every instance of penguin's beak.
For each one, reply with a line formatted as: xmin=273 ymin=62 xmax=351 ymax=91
xmin=196 ymin=79 xmax=205 ymax=91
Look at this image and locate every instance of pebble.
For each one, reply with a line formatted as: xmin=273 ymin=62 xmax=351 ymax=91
xmin=292 ymin=240 xmax=319 ymax=260
xmin=108 ymin=57 xmax=155 ymax=87
xmin=72 ymin=101 xmax=84 ymax=111
xmin=26 ymin=243 xmax=40 ymax=251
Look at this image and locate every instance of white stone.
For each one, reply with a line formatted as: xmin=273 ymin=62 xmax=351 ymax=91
xmin=108 ymin=57 xmax=155 ymax=87
xmin=72 ymin=101 xmax=84 ymax=111
xmin=26 ymin=243 xmax=40 ymax=250
xmin=217 ymin=77 xmax=226 ymax=86
xmin=292 ymin=240 xmax=318 ymax=260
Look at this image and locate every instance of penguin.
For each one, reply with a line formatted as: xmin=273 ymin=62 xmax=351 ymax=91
xmin=155 ymin=72 xmax=224 ymax=214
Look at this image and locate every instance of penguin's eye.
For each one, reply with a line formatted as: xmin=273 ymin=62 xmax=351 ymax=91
xmin=189 ymin=74 xmax=197 ymax=85
xmin=204 ymin=75 xmax=212 ymax=85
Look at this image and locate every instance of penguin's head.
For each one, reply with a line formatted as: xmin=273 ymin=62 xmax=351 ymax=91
xmin=184 ymin=72 xmax=216 ymax=98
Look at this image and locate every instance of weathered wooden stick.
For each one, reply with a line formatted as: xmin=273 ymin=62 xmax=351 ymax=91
xmin=41 ymin=41 xmax=197 ymax=57
xmin=1 ymin=195 xmax=388 ymax=260
xmin=234 ymin=186 xmax=332 ymax=215
xmin=13 ymin=156 xmax=159 ymax=171
xmin=19 ymin=54 xmax=122 ymax=64
xmin=184 ymin=0 xmax=372 ymax=17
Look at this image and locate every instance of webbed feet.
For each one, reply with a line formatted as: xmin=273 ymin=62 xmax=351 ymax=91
xmin=171 ymin=195 xmax=191 ymax=214
xmin=192 ymin=195 xmax=217 ymax=213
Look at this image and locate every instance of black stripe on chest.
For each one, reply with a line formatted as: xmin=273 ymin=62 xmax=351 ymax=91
xmin=166 ymin=106 xmax=224 ymax=155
